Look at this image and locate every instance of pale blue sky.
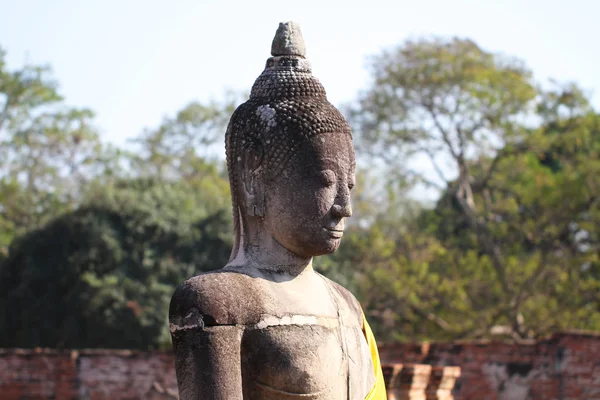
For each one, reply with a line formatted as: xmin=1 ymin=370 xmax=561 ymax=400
xmin=1 ymin=0 xmax=598 ymax=152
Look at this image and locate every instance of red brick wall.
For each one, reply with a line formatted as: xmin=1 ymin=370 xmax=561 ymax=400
xmin=0 ymin=349 xmax=177 ymax=399
xmin=1 ymin=332 xmax=598 ymax=399
xmin=379 ymin=331 xmax=600 ymax=400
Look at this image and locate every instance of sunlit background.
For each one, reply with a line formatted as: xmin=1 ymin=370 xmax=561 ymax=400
xmin=3 ymin=0 xmax=598 ymax=147
xmin=1 ymin=1 xmax=599 ymax=398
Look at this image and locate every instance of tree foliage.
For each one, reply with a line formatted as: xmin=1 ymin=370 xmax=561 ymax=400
xmin=0 ymin=47 xmax=110 ymax=252
xmin=0 ymin=177 xmax=232 ymax=349
xmin=129 ymin=93 xmax=239 ymax=179
xmin=1 ymin=37 xmax=600 ymax=348
xmin=0 ymin=46 xmax=236 ymax=348
xmin=348 ymin=37 xmax=600 ymax=341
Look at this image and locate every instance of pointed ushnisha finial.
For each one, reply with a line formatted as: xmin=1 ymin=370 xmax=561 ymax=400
xmin=271 ymin=21 xmax=306 ymax=57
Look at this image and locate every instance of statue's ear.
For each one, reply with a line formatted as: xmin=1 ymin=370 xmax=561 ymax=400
xmin=241 ymin=143 xmax=265 ymax=218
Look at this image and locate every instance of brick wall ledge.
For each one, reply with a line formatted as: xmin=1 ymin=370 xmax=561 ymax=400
xmin=2 ymin=331 xmax=600 ymax=399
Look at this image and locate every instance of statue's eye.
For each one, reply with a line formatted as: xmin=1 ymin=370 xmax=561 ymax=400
xmin=318 ymin=170 xmax=336 ymax=187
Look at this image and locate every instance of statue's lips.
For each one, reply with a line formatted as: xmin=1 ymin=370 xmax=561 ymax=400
xmin=323 ymin=227 xmax=343 ymax=239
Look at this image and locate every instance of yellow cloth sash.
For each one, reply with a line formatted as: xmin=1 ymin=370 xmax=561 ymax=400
xmin=362 ymin=313 xmax=387 ymax=399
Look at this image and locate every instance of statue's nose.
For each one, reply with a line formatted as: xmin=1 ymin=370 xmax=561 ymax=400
xmin=332 ymin=203 xmax=352 ymax=218
xmin=332 ymin=184 xmax=353 ymax=218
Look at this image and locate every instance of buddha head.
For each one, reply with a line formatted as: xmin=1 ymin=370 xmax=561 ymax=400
xmin=226 ymin=22 xmax=355 ymax=262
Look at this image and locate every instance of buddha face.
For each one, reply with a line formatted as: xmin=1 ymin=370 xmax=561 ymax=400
xmin=262 ymin=132 xmax=355 ymax=258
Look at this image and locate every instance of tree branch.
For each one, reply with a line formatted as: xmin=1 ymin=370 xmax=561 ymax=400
xmin=407 ymin=169 xmax=445 ymax=190
xmin=452 ymin=186 xmax=510 ymax=295
xmin=0 ymin=94 xmax=11 ymax=133
xmin=477 ymin=142 xmax=529 ymax=190
xmin=409 ymin=303 xmax=453 ymax=333
xmin=417 ymin=146 xmax=450 ymax=185
xmin=423 ymin=101 xmax=460 ymax=161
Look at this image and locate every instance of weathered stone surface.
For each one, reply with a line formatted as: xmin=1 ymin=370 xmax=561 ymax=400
xmin=271 ymin=21 xmax=306 ymax=57
xmin=169 ymin=21 xmax=374 ymax=399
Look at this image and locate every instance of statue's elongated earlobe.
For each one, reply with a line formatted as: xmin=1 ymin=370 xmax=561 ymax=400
xmin=241 ymin=145 xmax=265 ymax=218
xmin=247 ymin=195 xmax=265 ymax=217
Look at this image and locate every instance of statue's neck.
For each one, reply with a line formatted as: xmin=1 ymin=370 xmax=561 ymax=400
xmin=227 ymin=216 xmax=313 ymax=278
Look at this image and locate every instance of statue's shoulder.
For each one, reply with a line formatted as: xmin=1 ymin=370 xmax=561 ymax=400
xmin=319 ymin=275 xmax=364 ymax=323
xmin=169 ymin=270 xmax=264 ymax=327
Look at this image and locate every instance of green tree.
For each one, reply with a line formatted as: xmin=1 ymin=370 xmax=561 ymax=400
xmin=0 ymin=47 xmax=109 ymax=252
xmin=0 ymin=177 xmax=232 ymax=349
xmin=350 ymin=37 xmax=600 ymax=340
xmin=130 ymin=94 xmax=239 ymax=179
xmin=0 ymin=80 xmax=237 ymax=348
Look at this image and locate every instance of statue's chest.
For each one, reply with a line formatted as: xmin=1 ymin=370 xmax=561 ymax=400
xmin=240 ymin=320 xmax=374 ymax=400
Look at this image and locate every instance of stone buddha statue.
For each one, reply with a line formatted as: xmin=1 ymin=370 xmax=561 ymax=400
xmin=169 ymin=22 xmax=386 ymax=400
